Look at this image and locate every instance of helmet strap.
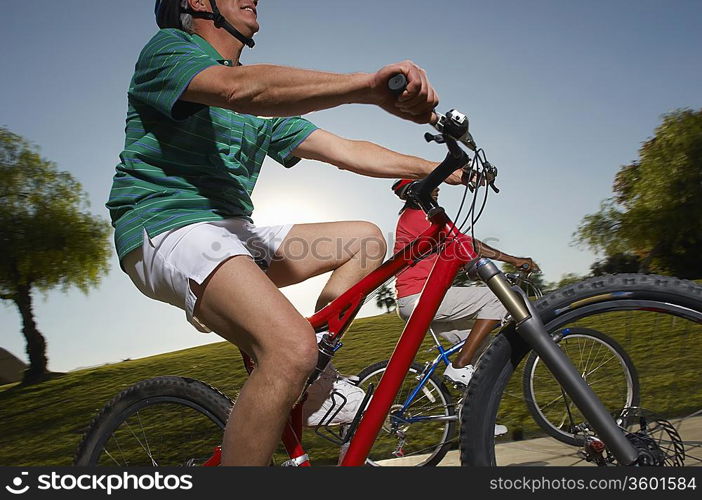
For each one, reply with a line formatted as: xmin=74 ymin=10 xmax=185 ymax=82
xmin=183 ymin=0 xmax=255 ymax=48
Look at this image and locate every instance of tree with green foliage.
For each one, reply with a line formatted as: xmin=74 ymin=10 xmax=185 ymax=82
xmin=574 ymin=109 xmax=702 ymax=279
xmin=590 ymin=252 xmax=641 ymax=276
xmin=0 ymin=127 xmax=112 ymax=384
xmin=376 ymin=283 xmax=396 ymax=313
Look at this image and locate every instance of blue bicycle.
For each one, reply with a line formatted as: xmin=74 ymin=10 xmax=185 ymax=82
xmin=356 ymin=276 xmax=640 ymax=466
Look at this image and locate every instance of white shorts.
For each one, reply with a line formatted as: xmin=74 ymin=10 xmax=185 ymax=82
xmin=122 ymin=218 xmax=293 ymax=333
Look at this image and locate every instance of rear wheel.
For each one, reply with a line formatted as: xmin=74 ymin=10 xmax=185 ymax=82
xmin=356 ymin=361 xmax=456 ymax=466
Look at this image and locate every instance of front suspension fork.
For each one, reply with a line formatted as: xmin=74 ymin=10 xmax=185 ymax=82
xmin=468 ymin=258 xmax=639 ymax=465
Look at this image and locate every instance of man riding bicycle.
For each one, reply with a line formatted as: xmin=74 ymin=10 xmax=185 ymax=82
xmin=392 ymin=180 xmax=539 ymax=385
xmin=107 ymin=0 xmax=465 ymax=466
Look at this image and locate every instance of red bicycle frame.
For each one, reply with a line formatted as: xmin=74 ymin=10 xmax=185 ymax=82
xmin=220 ymin=207 xmax=477 ymax=466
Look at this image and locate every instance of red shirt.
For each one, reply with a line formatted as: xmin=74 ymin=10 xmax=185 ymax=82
xmin=393 ymin=207 xmax=475 ymax=298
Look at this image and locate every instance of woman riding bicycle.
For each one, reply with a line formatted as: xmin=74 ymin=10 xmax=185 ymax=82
xmin=391 ymin=179 xmax=539 ymax=385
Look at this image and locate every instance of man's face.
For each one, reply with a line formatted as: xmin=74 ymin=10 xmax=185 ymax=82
xmin=215 ymin=0 xmax=260 ymax=37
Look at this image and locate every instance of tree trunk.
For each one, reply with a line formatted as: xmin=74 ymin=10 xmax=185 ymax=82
xmin=14 ymin=283 xmax=49 ymax=384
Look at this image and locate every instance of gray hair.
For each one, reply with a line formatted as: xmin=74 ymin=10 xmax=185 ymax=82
xmin=180 ymin=0 xmax=194 ymax=33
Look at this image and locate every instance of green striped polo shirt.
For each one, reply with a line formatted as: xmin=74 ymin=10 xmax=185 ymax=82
xmin=106 ymin=29 xmax=318 ymax=262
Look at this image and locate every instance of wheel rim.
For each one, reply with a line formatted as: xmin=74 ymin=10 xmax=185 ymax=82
xmin=357 ymin=366 xmax=454 ymax=466
xmin=527 ymin=331 xmax=636 ymax=444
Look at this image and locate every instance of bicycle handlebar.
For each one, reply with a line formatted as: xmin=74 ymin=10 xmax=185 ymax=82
xmin=386 ymin=74 xmax=498 ymax=210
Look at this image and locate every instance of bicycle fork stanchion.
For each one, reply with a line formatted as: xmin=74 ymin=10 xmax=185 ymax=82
xmin=469 ymin=258 xmax=641 ymax=465
xmin=340 ymin=254 xmax=466 ymax=466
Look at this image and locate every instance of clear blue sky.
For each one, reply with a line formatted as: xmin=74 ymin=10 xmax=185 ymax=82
xmin=2 ymin=1 xmax=701 ymax=372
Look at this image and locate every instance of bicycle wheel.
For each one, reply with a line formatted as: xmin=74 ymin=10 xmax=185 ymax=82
xmin=522 ymin=327 xmax=640 ymax=446
xmin=74 ymin=376 xmax=233 ymax=466
xmin=461 ymin=274 xmax=702 ymax=466
xmin=356 ymin=361 xmax=456 ymax=466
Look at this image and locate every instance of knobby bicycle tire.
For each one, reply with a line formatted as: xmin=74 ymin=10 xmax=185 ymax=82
xmin=460 ymin=273 xmax=702 ymax=466
xmin=74 ymin=376 xmax=233 ymax=466
xmin=522 ymin=327 xmax=640 ymax=446
xmin=356 ymin=361 xmax=456 ymax=466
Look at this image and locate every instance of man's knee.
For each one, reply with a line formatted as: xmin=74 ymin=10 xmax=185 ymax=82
xmin=358 ymin=222 xmax=387 ymax=266
xmin=262 ymin=324 xmax=318 ymax=382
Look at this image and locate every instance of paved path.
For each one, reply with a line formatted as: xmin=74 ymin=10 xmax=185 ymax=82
xmin=379 ymin=415 xmax=702 ymax=466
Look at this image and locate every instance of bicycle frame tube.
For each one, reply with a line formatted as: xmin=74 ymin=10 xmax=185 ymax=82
xmin=438 ymin=340 xmax=465 ymax=365
xmin=308 ymin=216 xmax=457 ymax=338
xmin=337 ymin=211 xmax=477 ymax=466
xmin=398 ymin=340 xmax=464 ymax=416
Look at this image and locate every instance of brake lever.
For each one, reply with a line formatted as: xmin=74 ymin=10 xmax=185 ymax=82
xmin=517 ymin=263 xmax=531 ymax=282
xmin=483 ymin=161 xmax=500 ymax=193
xmin=424 ymin=132 xmax=445 ymax=144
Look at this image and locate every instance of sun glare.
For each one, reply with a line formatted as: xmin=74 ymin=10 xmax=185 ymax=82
xmin=249 ymin=192 xmax=337 ymax=227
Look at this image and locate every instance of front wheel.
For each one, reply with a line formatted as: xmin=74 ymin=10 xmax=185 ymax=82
xmin=461 ymin=274 xmax=702 ymax=466
xmin=356 ymin=361 xmax=455 ymax=466
xmin=74 ymin=376 xmax=232 ymax=466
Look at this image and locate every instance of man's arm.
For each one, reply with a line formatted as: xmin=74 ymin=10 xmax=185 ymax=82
xmin=291 ymin=129 xmax=464 ymax=184
xmin=182 ymin=60 xmax=438 ymax=123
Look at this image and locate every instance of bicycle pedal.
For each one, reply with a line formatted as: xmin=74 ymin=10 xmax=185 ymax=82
xmin=444 ymin=376 xmax=467 ymax=390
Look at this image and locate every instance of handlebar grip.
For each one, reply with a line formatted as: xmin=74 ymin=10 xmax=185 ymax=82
xmin=517 ymin=263 xmax=531 ymax=280
xmin=388 ymin=73 xmax=408 ymax=96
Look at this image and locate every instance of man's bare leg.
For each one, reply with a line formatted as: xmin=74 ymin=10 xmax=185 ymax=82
xmin=267 ymin=221 xmax=387 ymax=310
xmin=190 ymin=256 xmax=318 ymax=466
xmin=189 ymin=221 xmax=385 ymax=464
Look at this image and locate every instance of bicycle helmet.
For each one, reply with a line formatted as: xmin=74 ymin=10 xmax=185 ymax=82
xmin=391 ymin=179 xmax=413 ymax=200
xmin=155 ymin=0 xmax=255 ymax=48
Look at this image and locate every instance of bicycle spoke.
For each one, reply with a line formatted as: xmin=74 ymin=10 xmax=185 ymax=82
xmin=102 ymin=448 xmax=122 ymax=466
xmin=135 ymin=411 xmax=158 ymax=466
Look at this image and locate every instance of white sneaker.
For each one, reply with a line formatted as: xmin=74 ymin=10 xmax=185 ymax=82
xmin=303 ymin=332 xmax=366 ymax=426
xmin=444 ymin=363 xmax=475 ymax=386
xmin=303 ymin=362 xmax=366 ymax=426
xmin=494 ymin=424 xmax=508 ymax=436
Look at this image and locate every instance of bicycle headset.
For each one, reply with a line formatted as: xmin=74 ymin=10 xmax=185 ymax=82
xmin=155 ymin=0 xmax=256 ymax=48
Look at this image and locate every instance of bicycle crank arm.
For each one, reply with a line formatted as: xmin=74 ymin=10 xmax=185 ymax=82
xmin=469 ymin=259 xmax=640 ymax=465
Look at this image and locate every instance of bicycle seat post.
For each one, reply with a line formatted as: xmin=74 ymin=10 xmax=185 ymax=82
xmin=306 ymin=333 xmax=336 ymax=386
xmin=428 ymin=327 xmax=442 ymax=348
